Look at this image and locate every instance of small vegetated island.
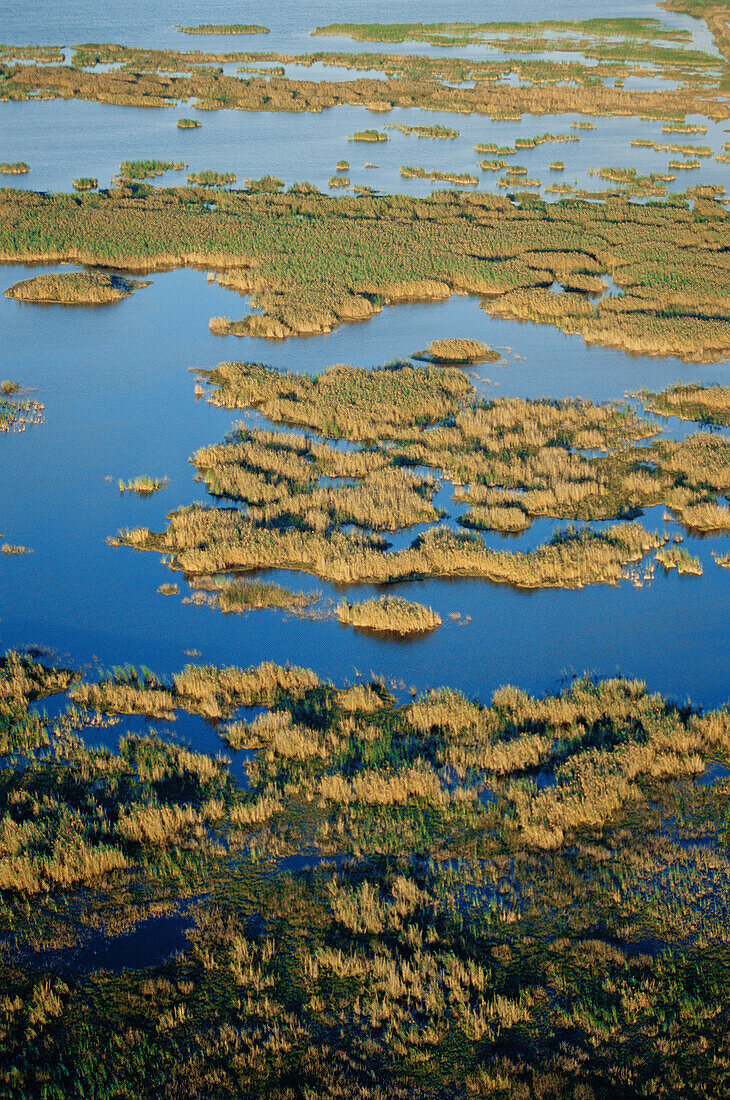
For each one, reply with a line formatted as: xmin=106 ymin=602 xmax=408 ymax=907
xmin=176 ymin=24 xmax=270 ymax=35
xmin=4 ymin=271 xmax=149 ymax=304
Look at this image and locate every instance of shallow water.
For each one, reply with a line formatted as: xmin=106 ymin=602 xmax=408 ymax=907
xmin=0 ymin=0 xmax=718 ymax=57
xmin=1 ymin=258 xmax=730 ymax=708
xmin=2 ymin=86 xmax=727 ymax=203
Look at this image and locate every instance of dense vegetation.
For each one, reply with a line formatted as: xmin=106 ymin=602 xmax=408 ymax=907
xmin=113 ymin=364 xmax=730 ymax=594
xmin=1 ymin=37 xmax=727 ymax=121
xmin=4 ymin=271 xmax=148 ymax=304
xmin=176 ymin=24 xmax=270 ymax=36
xmin=0 ymin=187 xmax=726 ymax=360
xmin=0 ymin=652 xmax=729 ymax=1096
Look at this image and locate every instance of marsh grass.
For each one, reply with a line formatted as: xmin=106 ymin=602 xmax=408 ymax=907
xmin=118 ymin=476 xmax=167 ymax=495
xmin=0 ymin=385 xmax=44 ymax=433
xmin=337 ymin=596 xmax=442 ymax=635
xmin=413 ymin=337 xmax=499 ymax=363
xmin=400 ymin=165 xmax=478 ymax=185
xmin=349 ymin=130 xmax=388 ymax=142
xmin=187 ymin=576 xmax=320 ymax=614
xmin=5 ymin=272 xmax=148 ymax=305
xmin=177 ymin=117 xmax=201 ymax=128
xmin=115 ymin=358 xmax=730 ymax=589
xmin=640 ymin=382 xmax=730 ymax=426
xmin=1 ymin=187 xmax=727 ymax=360
xmin=0 ymin=162 xmax=29 ymax=174
xmin=655 ymin=545 xmax=703 ymax=573
xmin=187 ymin=170 xmax=237 ymax=186
xmin=72 ymin=177 xmax=97 ymax=190
xmin=118 ymin=160 xmax=186 ymax=180
xmin=3 ymin=643 xmax=730 ymax=1094
xmin=387 ymin=123 xmax=458 ymax=138
xmin=177 ymin=24 xmax=270 ymax=35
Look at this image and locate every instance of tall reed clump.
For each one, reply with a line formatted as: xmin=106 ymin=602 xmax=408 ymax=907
xmin=337 ymin=596 xmax=442 ymax=635
xmin=4 ymin=272 xmax=148 ymax=304
xmin=414 ymin=338 xmax=499 ymax=363
xmin=118 ymin=476 xmax=167 ymax=495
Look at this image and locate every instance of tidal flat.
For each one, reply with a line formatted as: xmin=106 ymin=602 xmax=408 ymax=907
xmin=1 ymin=0 xmax=730 ymax=1093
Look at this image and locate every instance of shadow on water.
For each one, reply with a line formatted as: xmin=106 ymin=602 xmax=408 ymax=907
xmin=4 ymin=899 xmax=200 ymax=977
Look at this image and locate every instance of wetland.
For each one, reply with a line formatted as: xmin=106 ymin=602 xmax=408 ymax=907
xmin=1 ymin=0 xmax=729 ymax=1094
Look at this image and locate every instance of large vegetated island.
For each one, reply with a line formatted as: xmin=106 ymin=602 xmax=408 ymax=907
xmin=0 ymin=186 xmax=728 ymax=361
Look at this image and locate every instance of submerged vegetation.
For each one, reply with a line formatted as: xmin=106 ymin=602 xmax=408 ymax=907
xmin=4 ymin=271 xmax=149 ymax=305
xmin=0 ymin=186 xmax=726 ymax=360
xmin=0 ymin=650 xmax=730 ymax=1095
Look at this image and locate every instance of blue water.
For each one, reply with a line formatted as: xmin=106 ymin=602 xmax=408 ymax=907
xmin=0 ymin=0 xmax=728 ymax=716
xmin=1 ymin=257 xmax=729 ymax=708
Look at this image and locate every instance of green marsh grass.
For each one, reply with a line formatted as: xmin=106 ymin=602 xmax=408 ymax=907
xmin=349 ymin=129 xmax=388 ymax=142
xmin=176 ymin=24 xmax=270 ymax=35
xmin=187 ymin=170 xmax=237 ymax=186
xmin=118 ymin=476 xmax=167 ymax=495
xmin=118 ymin=159 xmax=186 ymax=180
xmin=3 ymin=646 xmax=730 ymax=1094
xmin=0 ymin=187 xmax=727 ymax=360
